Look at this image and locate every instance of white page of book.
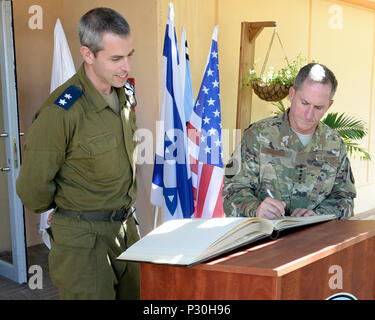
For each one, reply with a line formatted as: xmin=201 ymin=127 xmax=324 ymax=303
xmin=118 ymin=217 xmax=251 ymax=265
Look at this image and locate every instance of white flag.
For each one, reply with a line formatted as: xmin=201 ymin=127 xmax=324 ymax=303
xmin=50 ymin=18 xmax=76 ymax=92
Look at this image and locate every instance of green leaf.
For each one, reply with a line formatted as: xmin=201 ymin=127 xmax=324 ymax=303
xmin=271 ymin=101 xmax=287 ymax=115
xmin=322 ymin=112 xmax=367 ymax=140
xmin=343 ymin=139 xmax=371 ymax=160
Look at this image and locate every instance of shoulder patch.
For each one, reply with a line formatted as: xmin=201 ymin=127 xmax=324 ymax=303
xmin=124 ymin=80 xmax=137 ymax=108
xmin=54 ymin=85 xmax=82 ymax=110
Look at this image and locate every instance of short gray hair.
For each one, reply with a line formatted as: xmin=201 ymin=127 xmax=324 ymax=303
xmin=79 ymin=7 xmax=130 ymax=56
xmin=294 ymin=63 xmax=338 ymax=99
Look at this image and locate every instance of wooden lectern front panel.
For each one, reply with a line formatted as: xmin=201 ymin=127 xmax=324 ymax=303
xmin=141 ymin=263 xmax=278 ymax=300
xmin=279 ymin=235 xmax=375 ymax=299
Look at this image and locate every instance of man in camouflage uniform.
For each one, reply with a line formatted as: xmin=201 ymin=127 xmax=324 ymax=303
xmin=223 ymin=63 xmax=356 ymax=219
xmin=16 ymin=8 xmax=139 ymax=299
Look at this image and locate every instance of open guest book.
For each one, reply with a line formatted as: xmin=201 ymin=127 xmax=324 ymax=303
xmin=117 ymin=214 xmax=336 ymax=267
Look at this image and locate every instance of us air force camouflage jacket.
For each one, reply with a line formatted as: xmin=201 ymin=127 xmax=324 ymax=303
xmin=223 ymin=110 xmax=356 ymax=219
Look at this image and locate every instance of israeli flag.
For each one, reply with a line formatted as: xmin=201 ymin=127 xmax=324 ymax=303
xmin=151 ymin=3 xmax=194 ymax=222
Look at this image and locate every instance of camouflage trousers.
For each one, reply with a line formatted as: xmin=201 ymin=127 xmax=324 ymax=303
xmin=48 ymin=212 xmax=140 ymax=300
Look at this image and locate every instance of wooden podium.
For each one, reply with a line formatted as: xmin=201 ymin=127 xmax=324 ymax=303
xmin=140 ymin=220 xmax=375 ymax=300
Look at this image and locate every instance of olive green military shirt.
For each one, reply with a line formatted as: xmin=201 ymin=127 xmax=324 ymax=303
xmin=223 ymin=110 xmax=356 ymax=219
xmin=16 ymin=64 xmax=138 ymax=213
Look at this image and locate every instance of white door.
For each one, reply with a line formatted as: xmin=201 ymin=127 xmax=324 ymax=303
xmin=0 ymin=0 xmax=27 ymax=284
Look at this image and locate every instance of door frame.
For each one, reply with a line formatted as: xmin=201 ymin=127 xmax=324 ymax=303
xmin=0 ymin=0 xmax=27 ymax=284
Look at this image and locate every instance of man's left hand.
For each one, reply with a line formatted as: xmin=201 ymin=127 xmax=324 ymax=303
xmin=290 ymin=208 xmax=316 ymax=217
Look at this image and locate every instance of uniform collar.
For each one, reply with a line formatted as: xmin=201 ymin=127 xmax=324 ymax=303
xmin=282 ymin=109 xmax=324 ymax=151
xmin=76 ymin=63 xmax=127 ymax=112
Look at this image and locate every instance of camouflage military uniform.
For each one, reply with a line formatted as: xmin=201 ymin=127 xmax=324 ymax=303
xmin=223 ymin=110 xmax=356 ymax=219
xmin=16 ymin=64 xmax=140 ymax=299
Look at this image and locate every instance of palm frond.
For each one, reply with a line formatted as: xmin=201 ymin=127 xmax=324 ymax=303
xmin=322 ymin=112 xmax=367 ymax=140
xmin=343 ymin=139 xmax=371 ymax=160
xmin=322 ymin=113 xmax=370 ymax=160
xmin=271 ymin=101 xmax=287 ymax=115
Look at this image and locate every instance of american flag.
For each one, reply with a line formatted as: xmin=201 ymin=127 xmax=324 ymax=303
xmin=187 ymin=26 xmax=225 ymax=218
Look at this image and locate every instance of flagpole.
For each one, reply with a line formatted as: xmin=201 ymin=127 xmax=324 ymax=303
xmin=153 ymin=206 xmax=159 ymax=229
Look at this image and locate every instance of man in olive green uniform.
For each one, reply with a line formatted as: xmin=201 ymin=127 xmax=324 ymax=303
xmin=16 ymin=8 xmax=140 ymax=299
xmin=223 ymin=63 xmax=356 ymax=219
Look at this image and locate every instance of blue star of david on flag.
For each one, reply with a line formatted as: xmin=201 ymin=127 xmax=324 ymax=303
xmin=150 ymin=3 xmax=194 ymax=222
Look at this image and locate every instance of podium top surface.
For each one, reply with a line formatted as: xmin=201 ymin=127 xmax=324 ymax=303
xmin=196 ymin=220 xmax=375 ymax=277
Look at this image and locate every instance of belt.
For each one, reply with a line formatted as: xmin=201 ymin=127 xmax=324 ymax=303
xmin=56 ymin=207 xmax=132 ymax=222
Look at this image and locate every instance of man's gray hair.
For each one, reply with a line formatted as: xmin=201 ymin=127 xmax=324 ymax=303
xmin=294 ymin=63 xmax=338 ymax=99
xmin=79 ymin=7 xmax=130 ymax=56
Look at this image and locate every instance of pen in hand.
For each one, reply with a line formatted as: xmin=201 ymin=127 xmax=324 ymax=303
xmin=266 ymin=189 xmax=275 ymax=199
xmin=266 ymin=189 xmax=285 ymax=217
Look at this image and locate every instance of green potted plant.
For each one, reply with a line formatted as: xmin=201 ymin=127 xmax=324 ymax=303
xmin=246 ymin=54 xmax=305 ymax=102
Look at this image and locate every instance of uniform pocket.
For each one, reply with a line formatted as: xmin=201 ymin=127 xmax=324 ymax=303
xmin=87 ymin=133 xmax=117 ymax=155
xmin=259 ymin=147 xmax=292 ymax=201
xmin=49 ymin=223 xmax=97 ymax=294
xmin=310 ymin=154 xmax=339 ymax=203
xmin=78 ymin=132 xmax=121 ymax=180
xmin=125 ymin=215 xmax=140 ymax=248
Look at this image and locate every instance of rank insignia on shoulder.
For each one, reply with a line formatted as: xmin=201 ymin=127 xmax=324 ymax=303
xmin=54 ymin=85 xmax=82 ymax=110
xmin=124 ymin=80 xmax=137 ymax=110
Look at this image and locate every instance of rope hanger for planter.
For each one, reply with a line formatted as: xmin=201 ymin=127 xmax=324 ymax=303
xmin=260 ymin=27 xmax=290 ymax=75
xmin=252 ymin=27 xmax=291 ymax=102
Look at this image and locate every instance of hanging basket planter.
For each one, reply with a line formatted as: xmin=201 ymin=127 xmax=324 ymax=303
xmin=251 ymin=80 xmax=289 ymax=102
xmin=246 ymin=28 xmax=305 ymax=103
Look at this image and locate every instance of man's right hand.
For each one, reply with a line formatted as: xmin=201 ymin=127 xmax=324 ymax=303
xmin=256 ymin=197 xmax=286 ymax=220
xmin=47 ymin=212 xmax=53 ymax=225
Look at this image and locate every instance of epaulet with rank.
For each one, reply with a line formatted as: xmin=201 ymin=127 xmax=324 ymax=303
xmin=124 ymin=80 xmax=137 ymax=110
xmin=54 ymin=85 xmax=82 ymax=110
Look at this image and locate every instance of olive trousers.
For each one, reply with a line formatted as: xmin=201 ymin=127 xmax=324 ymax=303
xmin=48 ymin=212 xmax=140 ymax=300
